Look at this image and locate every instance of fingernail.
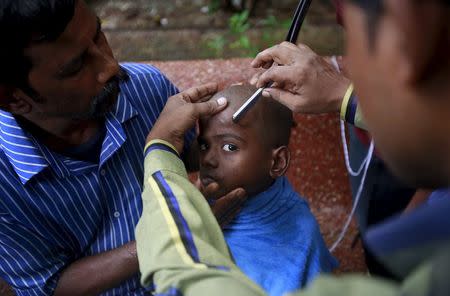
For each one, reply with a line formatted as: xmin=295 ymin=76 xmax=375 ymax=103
xmin=237 ymin=188 xmax=246 ymax=197
xmin=262 ymin=90 xmax=270 ymax=97
xmin=216 ymin=97 xmax=227 ymax=106
xmin=250 ymin=77 xmax=257 ymax=85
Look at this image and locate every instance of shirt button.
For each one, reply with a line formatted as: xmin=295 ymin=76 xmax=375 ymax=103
xmin=100 ymin=170 xmax=106 ymax=176
xmin=114 ymin=211 xmax=120 ymax=218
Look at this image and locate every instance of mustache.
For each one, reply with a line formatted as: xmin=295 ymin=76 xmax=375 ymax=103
xmin=91 ymin=67 xmax=129 ymax=106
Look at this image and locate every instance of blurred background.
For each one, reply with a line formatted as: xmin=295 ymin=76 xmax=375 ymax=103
xmin=88 ymin=0 xmax=344 ymax=61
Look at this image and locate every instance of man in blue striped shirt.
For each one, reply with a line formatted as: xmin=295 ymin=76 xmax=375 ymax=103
xmin=0 ymin=1 xmax=202 ymax=295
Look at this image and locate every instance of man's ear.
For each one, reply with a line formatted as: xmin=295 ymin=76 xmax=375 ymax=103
xmin=386 ymin=0 xmax=449 ymax=84
xmin=1 ymin=88 xmax=33 ymax=115
xmin=269 ymin=146 xmax=290 ymax=179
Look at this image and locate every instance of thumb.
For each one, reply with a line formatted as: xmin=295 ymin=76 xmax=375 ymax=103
xmin=193 ymin=96 xmax=228 ymax=118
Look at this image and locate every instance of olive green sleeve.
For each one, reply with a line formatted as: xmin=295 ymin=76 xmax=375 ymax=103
xmin=286 ymin=275 xmax=399 ymax=296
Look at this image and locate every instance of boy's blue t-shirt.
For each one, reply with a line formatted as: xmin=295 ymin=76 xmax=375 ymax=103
xmin=223 ymin=176 xmax=338 ymax=296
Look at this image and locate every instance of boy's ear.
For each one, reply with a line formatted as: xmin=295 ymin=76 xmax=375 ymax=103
xmin=0 ymin=88 xmax=33 ymax=115
xmin=269 ymin=146 xmax=290 ymax=179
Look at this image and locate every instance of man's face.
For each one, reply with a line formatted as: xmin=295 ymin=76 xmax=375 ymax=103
xmin=198 ymin=104 xmax=274 ymax=198
xmin=22 ymin=0 xmax=121 ymax=120
xmin=344 ymin=1 xmax=449 ymax=187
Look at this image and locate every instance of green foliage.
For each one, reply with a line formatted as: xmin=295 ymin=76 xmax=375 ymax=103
xmin=205 ymin=10 xmax=290 ymax=58
xmin=261 ymin=15 xmax=278 ymax=27
xmin=207 ymin=35 xmax=226 ymax=56
xmin=229 ymin=10 xmax=250 ymax=34
xmin=208 ymin=0 xmax=221 ymax=14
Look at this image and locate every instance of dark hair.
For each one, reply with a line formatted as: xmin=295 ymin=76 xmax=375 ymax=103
xmin=260 ymin=95 xmax=293 ymax=147
xmin=348 ymin=0 xmax=449 ymax=46
xmin=347 ymin=0 xmax=384 ymax=46
xmin=0 ymin=0 xmax=76 ymax=93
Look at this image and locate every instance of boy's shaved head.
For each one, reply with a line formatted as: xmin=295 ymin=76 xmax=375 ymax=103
xmin=199 ymin=84 xmax=293 ymax=197
xmin=212 ymin=84 xmax=293 ymax=148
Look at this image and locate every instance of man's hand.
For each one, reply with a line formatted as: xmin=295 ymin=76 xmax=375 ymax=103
xmin=146 ymin=83 xmax=227 ymax=153
xmin=195 ymin=179 xmax=247 ymax=228
xmin=250 ymin=42 xmax=351 ymax=114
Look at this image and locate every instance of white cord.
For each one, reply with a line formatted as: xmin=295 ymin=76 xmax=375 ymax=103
xmin=340 ymin=120 xmax=369 ymax=176
xmin=328 ymin=57 xmax=375 ymax=252
xmin=329 ymin=121 xmax=375 ymax=253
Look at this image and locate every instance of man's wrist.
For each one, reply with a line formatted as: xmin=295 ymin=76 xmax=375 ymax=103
xmin=124 ymin=241 xmax=138 ymax=260
xmin=339 ymin=84 xmax=367 ymax=130
xmin=143 ymin=140 xmax=188 ymax=180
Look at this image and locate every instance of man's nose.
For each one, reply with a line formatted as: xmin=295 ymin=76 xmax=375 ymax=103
xmin=90 ymin=45 xmax=120 ymax=84
xmin=200 ymin=148 xmax=219 ymax=169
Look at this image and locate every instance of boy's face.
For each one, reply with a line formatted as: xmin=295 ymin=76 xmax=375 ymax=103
xmin=198 ymin=102 xmax=274 ymax=198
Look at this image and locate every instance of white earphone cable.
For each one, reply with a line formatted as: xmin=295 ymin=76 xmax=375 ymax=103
xmin=328 ymin=56 xmax=375 ymax=252
xmin=329 ymin=121 xmax=374 ymax=253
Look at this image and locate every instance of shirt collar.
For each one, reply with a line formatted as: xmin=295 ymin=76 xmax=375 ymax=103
xmin=0 ymin=87 xmax=138 ymax=185
xmin=231 ymin=176 xmax=296 ymax=224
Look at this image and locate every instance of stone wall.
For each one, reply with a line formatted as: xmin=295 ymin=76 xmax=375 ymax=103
xmin=90 ymin=0 xmax=344 ymax=61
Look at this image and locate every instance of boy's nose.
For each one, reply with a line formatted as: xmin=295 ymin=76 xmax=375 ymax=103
xmin=200 ymin=149 xmax=219 ymax=169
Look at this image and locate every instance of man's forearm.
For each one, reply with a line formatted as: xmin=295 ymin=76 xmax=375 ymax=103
xmin=54 ymin=241 xmax=138 ymax=296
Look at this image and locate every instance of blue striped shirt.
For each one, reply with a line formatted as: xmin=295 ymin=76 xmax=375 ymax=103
xmin=0 ymin=63 xmax=194 ymax=296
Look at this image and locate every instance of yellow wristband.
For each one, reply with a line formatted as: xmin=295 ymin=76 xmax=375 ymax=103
xmin=340 ymin=84 xmax=354 ymax=121
xmin=144 ymin=139 xmax=180 ymax=156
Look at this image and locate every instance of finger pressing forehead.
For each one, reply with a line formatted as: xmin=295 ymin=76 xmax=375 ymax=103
xmin=182 ymin=83 xmax=218 ymax=102
xmin=211 ymin=84 xmax=260 ymax=112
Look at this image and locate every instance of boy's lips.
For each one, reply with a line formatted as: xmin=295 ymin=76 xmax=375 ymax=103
xmin=200 ymin=177 xmax=215 ymax=187
xmin=199 ymin=174 xmax=219 ymax=187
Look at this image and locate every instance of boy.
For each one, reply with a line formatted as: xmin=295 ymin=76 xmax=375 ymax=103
xmin=198 ymin=85 xmax=338 ymax=296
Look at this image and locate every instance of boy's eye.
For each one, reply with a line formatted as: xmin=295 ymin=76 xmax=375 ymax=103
xmin=222 ymin=144 xmax=238 ymax=152
xmin=199 ymin=142 xmax=208 ymax=151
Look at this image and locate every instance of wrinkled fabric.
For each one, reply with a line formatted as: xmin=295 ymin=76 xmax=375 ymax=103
xmin=223 ymin=177 xmax=338 ymax=296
